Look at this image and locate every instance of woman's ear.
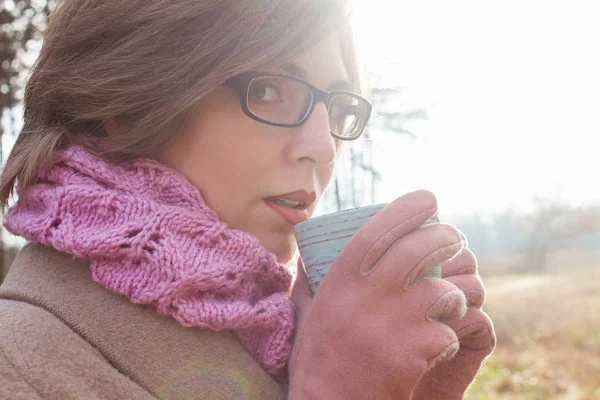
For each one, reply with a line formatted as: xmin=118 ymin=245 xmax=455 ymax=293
xmin=102 ymin=118 xmax=123 ymax=137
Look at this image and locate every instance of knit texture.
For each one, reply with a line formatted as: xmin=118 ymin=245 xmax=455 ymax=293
xmin=3 ymin=145 xmax=295 ymax=381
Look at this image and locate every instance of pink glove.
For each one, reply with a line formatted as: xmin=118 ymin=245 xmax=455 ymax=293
xmin=288 ymin=190 xmax=469 ymax=400
xmin=413 ymin=246 xmax=496 ymax=399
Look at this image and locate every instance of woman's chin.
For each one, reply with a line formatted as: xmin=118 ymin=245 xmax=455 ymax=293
xmin=268 ymin=241 xmax=299 ymax=265
xmin=255 ymin=231 xmax=298 ymax=264
xmin=272 ymin=248 xmax=297 ymax=265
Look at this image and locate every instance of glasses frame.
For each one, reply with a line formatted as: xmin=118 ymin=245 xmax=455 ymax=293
xmin=223 ymin=71 xmax=373 ymax=141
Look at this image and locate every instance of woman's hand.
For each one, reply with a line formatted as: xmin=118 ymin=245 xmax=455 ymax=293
xmin=288 ymin=190 xmax=469 ymax=400
xmin=412 ymin=247 xmax=496 ymax=400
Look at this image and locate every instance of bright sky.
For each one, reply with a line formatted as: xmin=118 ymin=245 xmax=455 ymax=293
xmin=349 ymin=0 xmax=599 ymax=215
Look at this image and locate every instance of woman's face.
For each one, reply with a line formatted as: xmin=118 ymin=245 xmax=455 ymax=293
xmin=158 ymin=33 xmax=349 ymax=263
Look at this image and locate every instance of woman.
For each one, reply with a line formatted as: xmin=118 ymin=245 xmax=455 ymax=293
xmin=0 ymin=0 xmax=495 ymax=399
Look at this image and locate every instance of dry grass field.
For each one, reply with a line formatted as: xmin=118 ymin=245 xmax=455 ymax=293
xmin=465 ymin=250 xmax=600 ymax=399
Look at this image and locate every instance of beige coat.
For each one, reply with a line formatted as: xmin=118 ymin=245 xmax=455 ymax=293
xmin=0 ymin=243 xmax=286 ymax=399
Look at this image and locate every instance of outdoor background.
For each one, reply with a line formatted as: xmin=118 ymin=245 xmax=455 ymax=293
xmin=2 ymin=1 xmax=599 ymax=398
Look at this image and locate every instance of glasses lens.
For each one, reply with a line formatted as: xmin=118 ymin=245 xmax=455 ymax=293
xmin=328 ymin=94 xmax=369 ymax=139
xmin=246 ymin=76 xmax=312 ymax=124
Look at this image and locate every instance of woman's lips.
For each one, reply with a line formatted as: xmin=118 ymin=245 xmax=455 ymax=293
xmin=265 ymin=190 xmax=316 ymax=208
xmin=264 ymin=199 xmax=309 ymax=225
xmin=263 ymin=190 xmax=315 ymax=225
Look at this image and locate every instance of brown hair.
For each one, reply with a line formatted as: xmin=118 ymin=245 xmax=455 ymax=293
xmin=0 ymin=0 xmax=365 ymax=209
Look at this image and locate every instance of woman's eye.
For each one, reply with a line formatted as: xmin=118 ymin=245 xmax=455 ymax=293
xmin=249 ymin=83 xmax=281 ymax=103
xmin=330 ymin=104 xmax=356 ymax=118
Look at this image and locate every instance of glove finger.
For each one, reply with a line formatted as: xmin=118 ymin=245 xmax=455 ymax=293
xmin=444 ymin=307 xmax=496 ymax=351
xmin=412 ymin=343 xmax=493 ymax=400
xmin=337 ymin=190 xmax=438 ymax=277
xmin=445 ymin=274 xmax=486 ymax=307
xmin=365 ymin=223 xmax=465 ymax=289
xmin=441 ymin=246 xmax=478 ymax=278
xmin=389 ymin=280 xmax=464 ymax=365
xmin=403 ymin=278 xmax=468 ymax=323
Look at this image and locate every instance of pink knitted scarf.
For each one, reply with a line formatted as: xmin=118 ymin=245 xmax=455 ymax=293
xmin=3 ymin=145 xmax=295 ymax=381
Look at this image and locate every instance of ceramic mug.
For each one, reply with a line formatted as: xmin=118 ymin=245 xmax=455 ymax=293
xmin=294 ymin=203 xmax=441 ymax=294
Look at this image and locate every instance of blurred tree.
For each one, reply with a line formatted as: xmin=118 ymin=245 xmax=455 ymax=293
xmin=454 ymin=212 xmax=493 ymax=257
xmin=489 ymin=208 xmax=530 ymax=256
xmin=522 ymin=196 xmax=600 ymax=272
xmin=1 ymin=0 xmax=51 ymax=133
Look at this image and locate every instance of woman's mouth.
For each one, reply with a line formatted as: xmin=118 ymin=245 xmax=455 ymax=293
xmin=264 ymin=199 xmax=309 ymax=225
xmin=266 ymin=198 xmax=306 ymax=209
xmin=264 ymin=190 xmax=315 ymax=225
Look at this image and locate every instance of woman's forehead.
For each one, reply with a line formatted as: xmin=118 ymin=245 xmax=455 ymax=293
xmin=279 ymin=33 xmax=350 ymax=90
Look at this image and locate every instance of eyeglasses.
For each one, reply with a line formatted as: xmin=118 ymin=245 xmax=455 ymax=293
xmin=223 ymin=72 xmax=372 ymax=141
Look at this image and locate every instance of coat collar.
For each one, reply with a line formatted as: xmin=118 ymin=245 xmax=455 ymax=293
xmin=0 ymin=243 xmax=284 ymax=399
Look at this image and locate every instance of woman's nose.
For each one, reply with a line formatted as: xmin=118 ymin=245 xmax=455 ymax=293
xmin=287 ymin=103 xmax=336 ymax=166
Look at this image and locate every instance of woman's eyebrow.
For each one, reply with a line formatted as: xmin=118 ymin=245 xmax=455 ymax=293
xmin=280 ymin=62 xmax=306 ymax=79
xmin=280 ymin=62 xmax=352 ymax=92
xmin=327 ymin=80 xmax=352 ymax=92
